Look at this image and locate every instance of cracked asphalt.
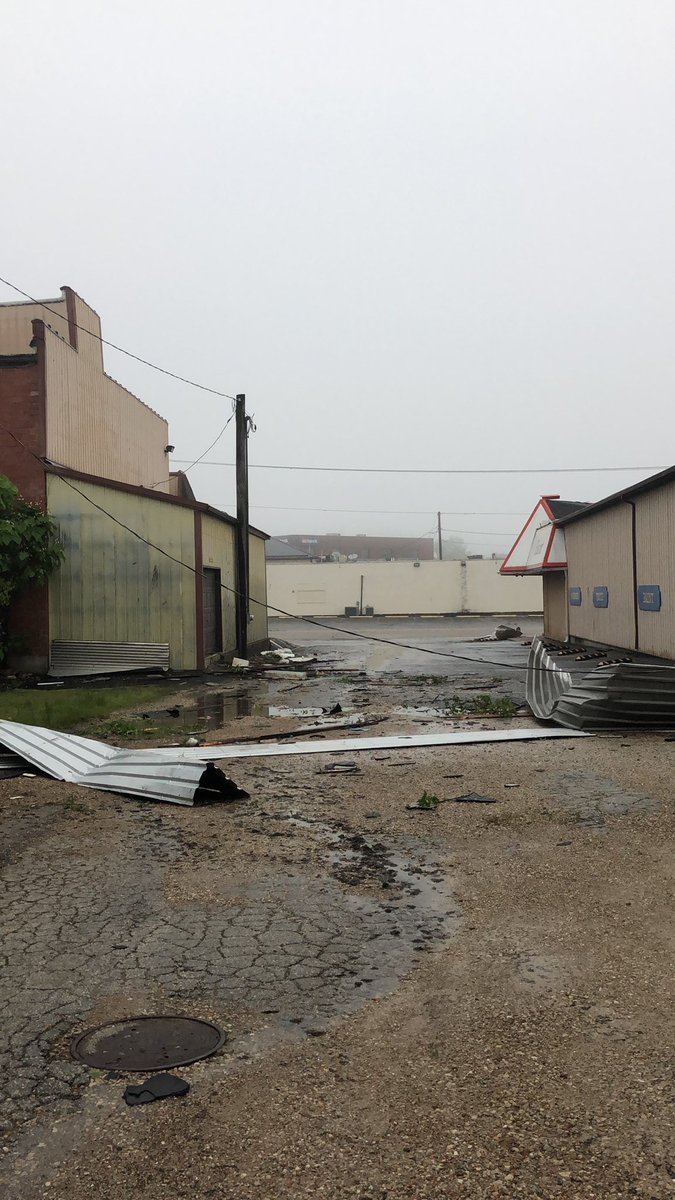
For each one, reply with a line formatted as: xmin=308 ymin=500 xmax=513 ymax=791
xmin=1 ymin=626 xmax=674 ymax=1199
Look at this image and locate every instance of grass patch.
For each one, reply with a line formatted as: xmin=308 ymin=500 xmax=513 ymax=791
xmin=416 ymin=791 xmax=441 ymax=810
xmin=444 ymin=693 xmax=517 ymax=718
xmin=0 ymin=686 xmax=168 ymax=731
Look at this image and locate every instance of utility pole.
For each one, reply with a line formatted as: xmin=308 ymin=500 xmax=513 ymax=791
xmin=437 ymin=511 xmax=443 ymax=560
xmin=235 ymin=394 xmax=250 ymax=658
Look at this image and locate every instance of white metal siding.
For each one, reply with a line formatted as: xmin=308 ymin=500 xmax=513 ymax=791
xmin=565 ymin=506 xmax=635 ymax=649
xmin=543 ymin=571 xmax=568 ymax=641
xmin=635 ymin=480 xmax=675 ymax=659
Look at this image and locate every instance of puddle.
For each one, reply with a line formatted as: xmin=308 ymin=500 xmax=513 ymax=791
xmin=139 ymin=696 xmax=352 ymax=732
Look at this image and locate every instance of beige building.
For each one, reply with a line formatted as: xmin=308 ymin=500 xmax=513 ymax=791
xmin=0 ymin=287 xmax=268 ymax=673
xmin=267 ymin=558 xmax=542 ymax=618
xmin=502 ymin=471 xmax=675 ymax=660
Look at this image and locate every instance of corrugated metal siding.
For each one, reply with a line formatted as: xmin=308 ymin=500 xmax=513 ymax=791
xmin=44 ymin=323 xmax=170 ymax=492
xmin=0 ymin=298 xmax=68 ymax=353
xmin=50 ymin=641 xmax=170 ymax=676
xmin=47 ymin=476 xmax=198 ymax=669
xmin=543 ymin=572 xmax=568 ymax=641
xmin=635 ymin=480 xmax=675 ymax=659
xmin=565 ymin=505 xmax=635 ymax=649
xmin=249 ymin=533 xmax=268 ymax=644
xmin=201 ymin=515 xmax=237 ymax=651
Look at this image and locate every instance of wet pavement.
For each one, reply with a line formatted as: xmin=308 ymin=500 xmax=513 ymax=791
xmin=0 ymin=777 xmax=459 ymax=1140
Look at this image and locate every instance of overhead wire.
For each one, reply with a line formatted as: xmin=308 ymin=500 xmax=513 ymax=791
xmin=0 ymin=421 xmax=570 ymax=675
xmin=175 ymin=459 xmax=665 ymax=475
xmin=0 ymin=275 xmax=237 ymax=401
xmin=150 ymin=405 xmax=236 ymax=490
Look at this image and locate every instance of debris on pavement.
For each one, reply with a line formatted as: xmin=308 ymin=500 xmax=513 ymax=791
xmin=452 ymin=792 xmax=497 ymax=804
xmin=495 ymin=624 xmax=522 ymax=640
xmin=318 ymin=761 xmax=362 ymax=775
xmin=123 ymin=1073 xmax=190 ymax=1107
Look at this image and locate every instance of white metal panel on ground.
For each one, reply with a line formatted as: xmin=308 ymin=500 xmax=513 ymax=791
xmin=171 ymin=726 xmax=587 ymax=760
xmin=0 ymin=721 xmax=242 ymax=806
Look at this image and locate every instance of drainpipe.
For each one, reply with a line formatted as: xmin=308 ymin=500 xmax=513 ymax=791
xmin=627 ymin=500 xmax=639 ymax=651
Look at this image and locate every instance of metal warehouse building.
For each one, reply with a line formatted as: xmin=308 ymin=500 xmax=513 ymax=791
xmin=559 ymin=467 xmax=675 ymax=659
xmin=503 ymin=469 xmax=675 ymax=660
xmin=0 ymin=287 xmax=268 ymax=674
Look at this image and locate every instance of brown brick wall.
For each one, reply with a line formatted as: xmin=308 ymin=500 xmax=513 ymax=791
xmin=0 ymin=330 xmax=50 ymax=670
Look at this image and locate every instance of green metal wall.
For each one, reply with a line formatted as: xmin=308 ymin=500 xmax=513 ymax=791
xmin=201 ymin=513 xmax=237 ymax=652
xmin=48 ymin=476 xmax=198 ymax=669
xmin=249 ymin=532 xmax=268 ymax=645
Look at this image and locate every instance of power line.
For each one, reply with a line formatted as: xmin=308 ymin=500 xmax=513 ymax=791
xmin=0 ymin=423 xmax=566 ymax=676
xmin=0 ymin=275 xmax=237 ymax=401
xmin=177 ymin=459 xmax=665 ymax=476
xmin=150 ymin=407 xmax=236 ymax=489
xmin=250 ymin=504 xmax=529 ymax=516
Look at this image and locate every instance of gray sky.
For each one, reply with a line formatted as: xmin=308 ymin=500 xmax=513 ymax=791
xmin=2 ymin=1 xmax=673 ymax=554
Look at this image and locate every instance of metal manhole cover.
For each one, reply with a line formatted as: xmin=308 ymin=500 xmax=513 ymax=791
xmin=71 ymin=1015 xmax=226 ymax=1071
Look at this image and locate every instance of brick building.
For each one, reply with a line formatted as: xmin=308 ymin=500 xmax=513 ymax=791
xmin=0 ymin=287 xmax=268 ymax=673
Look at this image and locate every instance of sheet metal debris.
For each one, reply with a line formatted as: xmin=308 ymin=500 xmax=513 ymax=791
xmin=171 ymin=725 xmax=588 ymax=761
xmin=0 ymin=719 xmax=586 ymax=803
xmin=527 ymin=636 xmax=675 ymax=729
xmin=0 ymin=721 xmax=248 ymax=806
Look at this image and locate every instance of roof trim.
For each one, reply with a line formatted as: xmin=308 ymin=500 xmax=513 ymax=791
xmin=558 ymin=465 xmax=675 ymax=525
xmin=44 ymin=464 xmax=268 ymax=538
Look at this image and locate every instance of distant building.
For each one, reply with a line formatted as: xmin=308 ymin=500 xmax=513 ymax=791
xmin=265 ymin=537 xmax=311 ymax=562
xmin=274 ymin=533 xmax=434 ymax=562
xmin=0 ymin=287 xmax=268 ymax=673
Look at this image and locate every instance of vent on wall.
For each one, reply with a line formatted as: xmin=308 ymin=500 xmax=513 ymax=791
xmin=50 ymin=641 xmax=170 ymax=677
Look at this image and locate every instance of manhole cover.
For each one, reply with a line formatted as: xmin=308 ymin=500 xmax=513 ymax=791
xmin=71 ymin=1015 xmax=226 ymax=1071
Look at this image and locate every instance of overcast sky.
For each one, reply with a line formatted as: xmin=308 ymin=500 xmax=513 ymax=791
xmin=2 ymin=1 xmax=673 ymax=554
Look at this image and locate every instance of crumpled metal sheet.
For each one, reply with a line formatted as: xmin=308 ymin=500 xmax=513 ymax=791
xmin=0 ymin=718 xmax=586 ymax=803
xmin=527 ymin=636 xmax=675 ymax=729
xmin=0 ymin=721 xmax=245 ymax=806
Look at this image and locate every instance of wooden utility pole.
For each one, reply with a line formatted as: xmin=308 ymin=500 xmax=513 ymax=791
xmin=235 ymin=394 xmax=250 ymax=658
xmin=437 ymin=511 xmax=443 ymax=560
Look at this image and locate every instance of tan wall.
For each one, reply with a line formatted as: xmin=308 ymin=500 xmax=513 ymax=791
xmin=635 ymin=481 xmax=675 ymax=658
xmin=543 ymin=571 xmax=568 ymax=641
xmin=267 ymin=559 xmax=542 ymax=617
xmin=565 ymin=505 xmax=635 ymax=649
xmin=464 ymin=559 xmax=543 ymax=613
xmin=201 ymin=514 xmax=237 ymax=652
xmin=249 ymin=533 xmax=269 ymax=645
xmin=0 ymin=297 xmax=68 ymax=353
xmin=47 ymin=476 xmax=198 ymax=669
xmin=44 ymin=323 xmax=170 ymax=491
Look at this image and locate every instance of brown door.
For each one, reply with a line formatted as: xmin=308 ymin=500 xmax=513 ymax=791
xmin=203 ymin=568 xmax=223 ymax=657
